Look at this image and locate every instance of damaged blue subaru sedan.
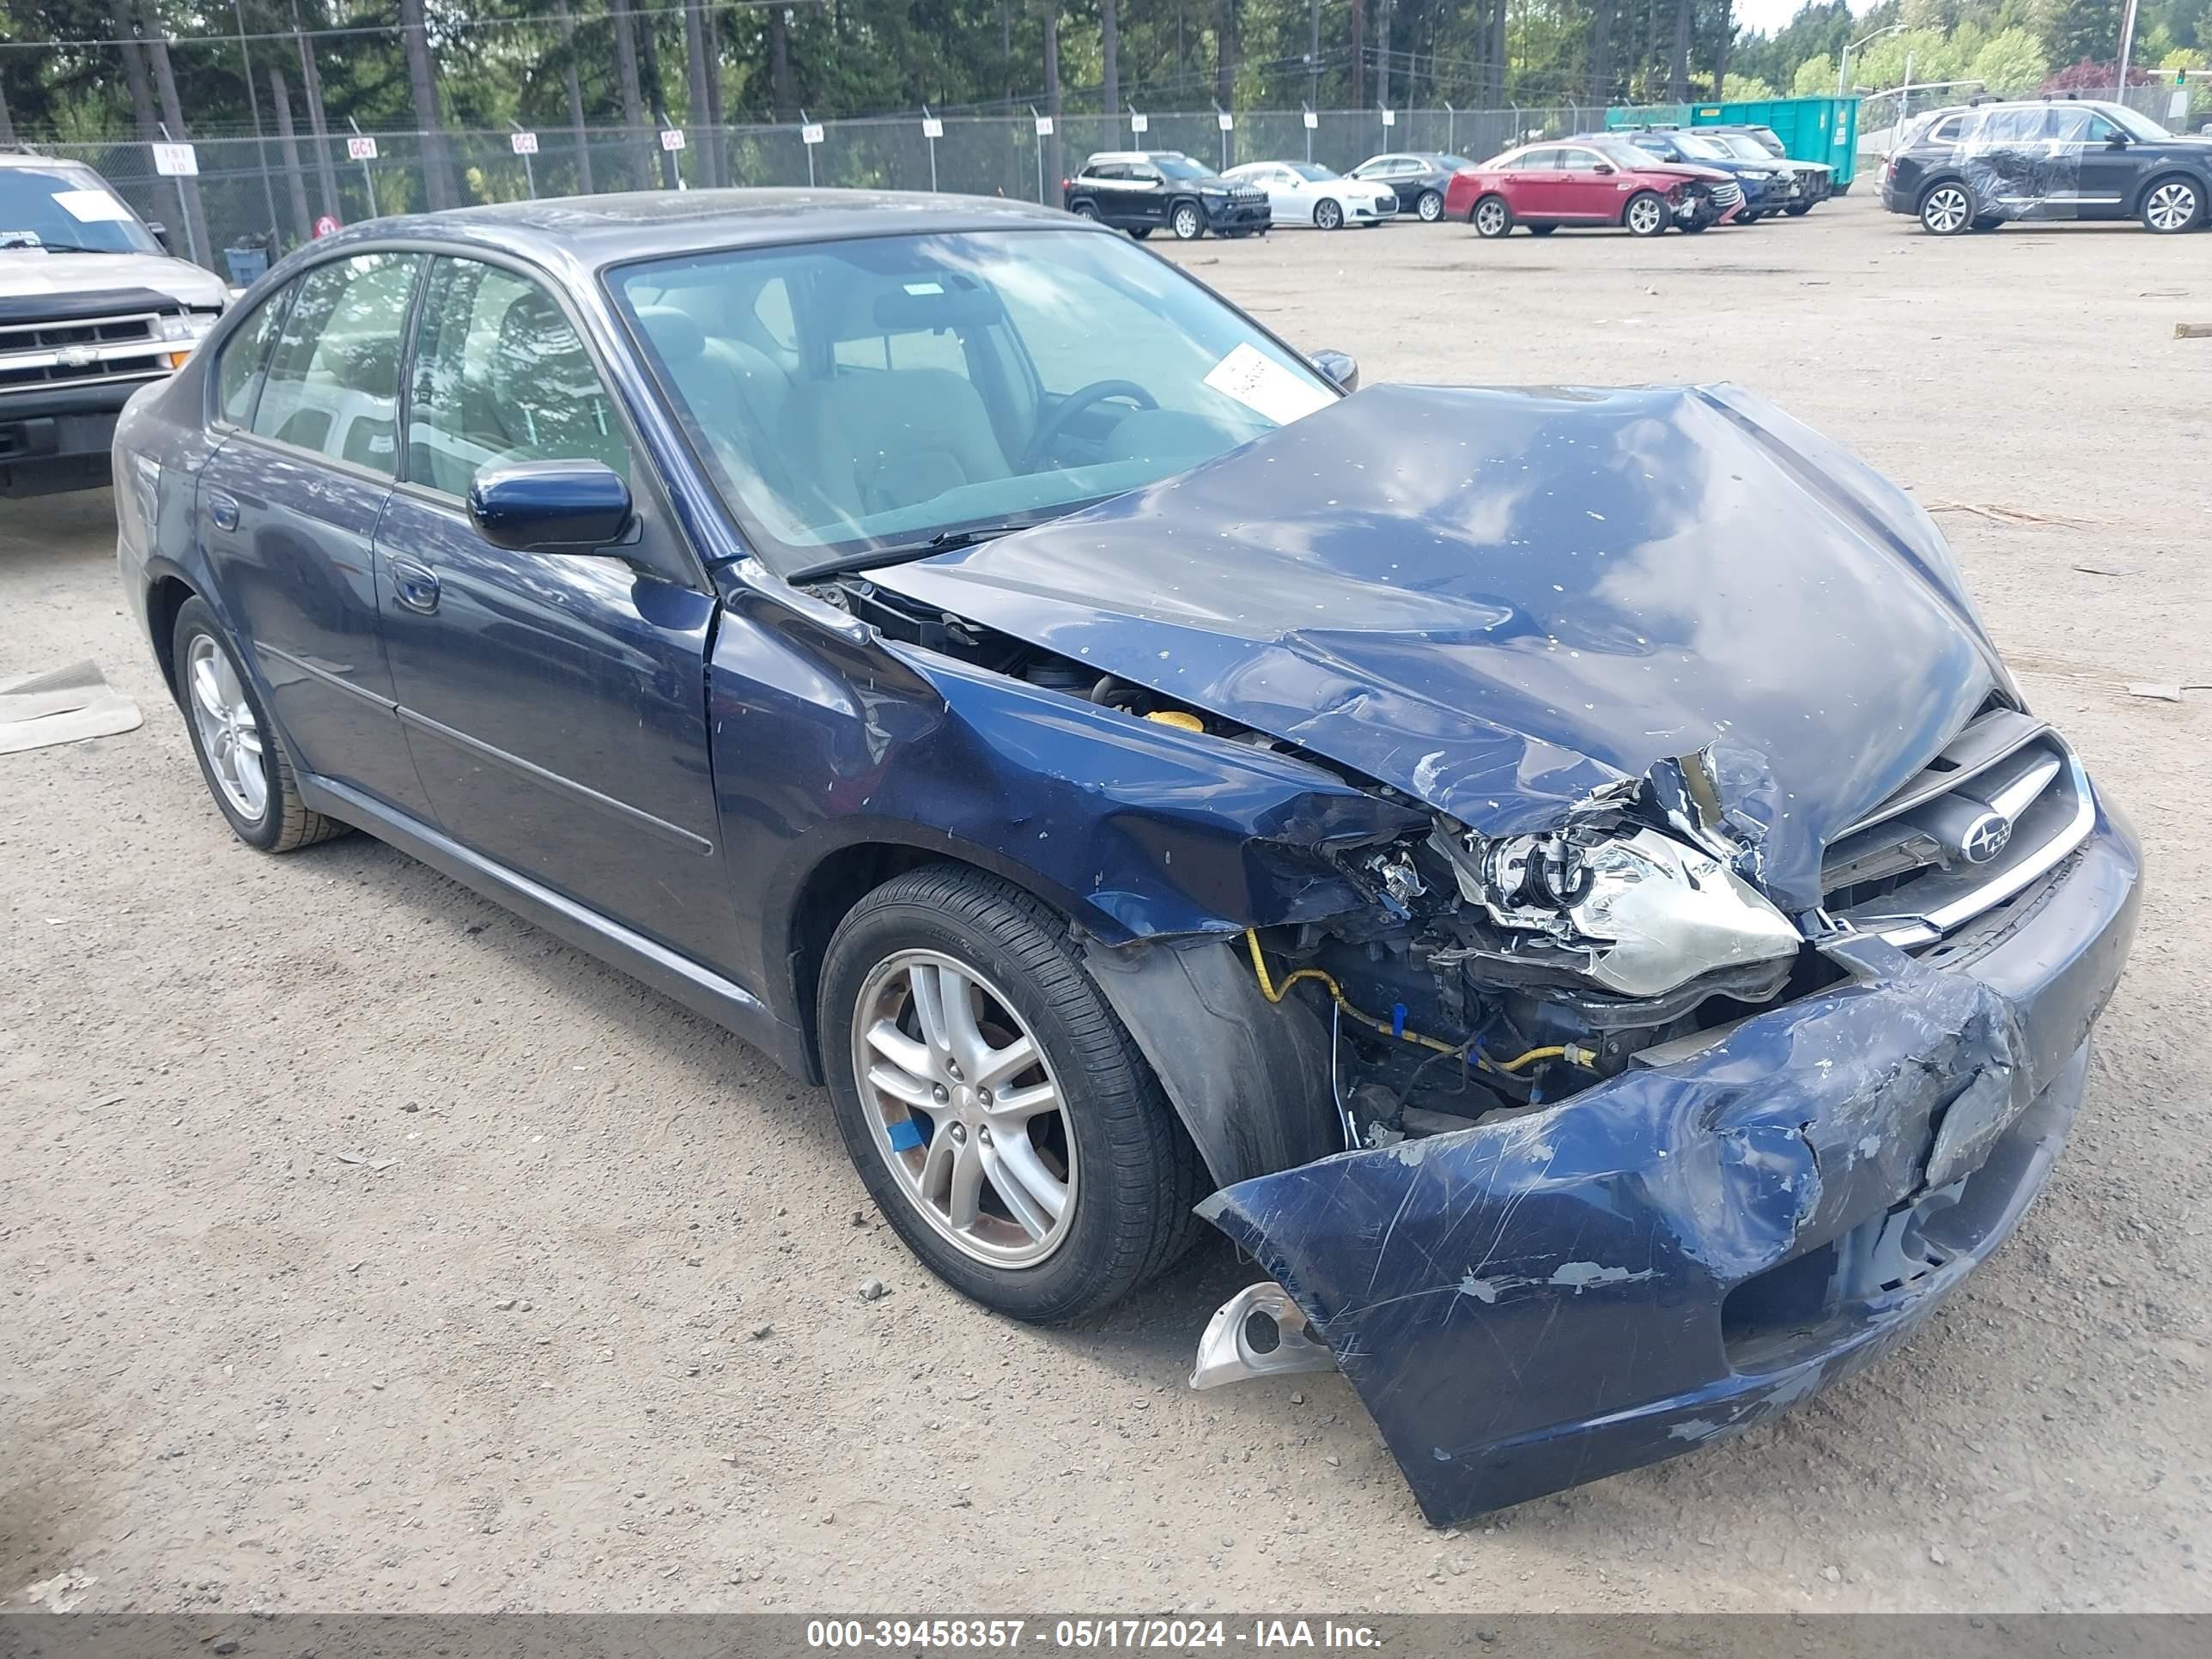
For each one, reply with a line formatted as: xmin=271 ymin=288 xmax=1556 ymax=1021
xmin=114 ymin=191 xmax=2141 ymax=1526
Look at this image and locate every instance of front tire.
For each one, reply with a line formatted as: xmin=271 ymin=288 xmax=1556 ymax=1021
xmin=172 ymin=596 xmax=347 ymax=854
xmin=1624 ymin=191 xmax=1668 ymax=237
xmin=1784 ymin=202 xmax=1812 ymax=216
xmin=819 ymin=864 xmax=1206 ymax=1323
xmin=1526 ymin=223 xmax=1557 ymax=236
xmin=1472 ymin=194 xmax=1513 ymax=238
xmin=1314 ymin=197 xmax=1344 ymax=231
xmin=2142 ymin=176 xmax=2202 ymax=234
xmin=1415 ymin=189 xmax=1444 ymax=222
xmin=1070 ymin=199 xmax=1100 ymax=222
xmin=1170 ymin=200 xmax=1204 ymax=240
xmin=1919 ymin=180 xmax=1975 ymax=235
xmin=1127 ymin=226 xmax=1152 ymax=240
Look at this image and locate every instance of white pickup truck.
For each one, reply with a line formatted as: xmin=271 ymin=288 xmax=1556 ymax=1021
xmin=2 ymin=150 xmax=230 ymax=497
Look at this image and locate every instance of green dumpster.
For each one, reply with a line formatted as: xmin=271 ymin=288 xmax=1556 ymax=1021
xmin=1607 ymin=96 xmax=1861 ymax=191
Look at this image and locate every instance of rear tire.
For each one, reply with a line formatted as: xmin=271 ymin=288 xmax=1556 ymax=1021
xmin=1472 ymin=194 xmax=1513 ymax=238
xmin=1170 ymin=200 xmax=1205 ymax=240
xmin=171 ymin=596 xmax=348 ymax=854
xmin=818 ymin=864 xmax=1206 ymax=1324
xmin=1623 ymin=191 xmax=1668 ymax=237
xmin=1919 ymin=180 xmax=1975 ymax=235
xmin=1127 ymin=226 xmax=1152 ymax=240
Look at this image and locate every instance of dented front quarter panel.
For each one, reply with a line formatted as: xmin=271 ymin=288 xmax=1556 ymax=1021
xmin=1200 ymin=811 xmax=2142 ymax=1525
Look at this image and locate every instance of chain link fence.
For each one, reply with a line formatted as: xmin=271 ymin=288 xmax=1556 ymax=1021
xmin=26 ymin=104 xmax=1620 ymax=276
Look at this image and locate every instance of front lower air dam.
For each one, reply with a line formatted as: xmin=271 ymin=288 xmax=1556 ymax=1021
xmin=1184 ymin=813 xmax=2139 ymax=1525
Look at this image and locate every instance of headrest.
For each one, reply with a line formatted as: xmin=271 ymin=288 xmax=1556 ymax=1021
xmin=634 ymin=304 xmax=705 ymax=363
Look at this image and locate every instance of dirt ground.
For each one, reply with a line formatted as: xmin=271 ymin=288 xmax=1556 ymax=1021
xmin=3 ymin=192 xmax=2208 ymax=1618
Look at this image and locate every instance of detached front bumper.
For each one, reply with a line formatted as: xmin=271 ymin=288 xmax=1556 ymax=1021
xmin=1198 ymin=805 xmax=2141 ymax=1526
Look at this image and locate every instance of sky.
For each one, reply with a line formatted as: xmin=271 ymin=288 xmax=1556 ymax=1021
xmin=1735 ymin=0 xmax=1876 ymax=38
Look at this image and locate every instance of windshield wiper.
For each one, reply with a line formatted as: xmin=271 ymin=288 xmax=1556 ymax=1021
xmin=791 ymin=519 xmax=1046 ymax=581
xmin=13 ymin=241 xmax=131 ymax=255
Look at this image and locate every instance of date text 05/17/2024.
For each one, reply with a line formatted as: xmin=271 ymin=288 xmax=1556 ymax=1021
xmin=804 ymin=1620 xmax=1383 ymax=1650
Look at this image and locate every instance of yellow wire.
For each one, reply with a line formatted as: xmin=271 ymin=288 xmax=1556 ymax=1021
xmin=1242 ymin=929 xmax=1592 ymax=1072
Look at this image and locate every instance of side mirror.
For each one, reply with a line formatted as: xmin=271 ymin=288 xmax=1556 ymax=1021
xmin=1310 ymin=349 xmax=1359 ymax=393
xmin=1593 ymin=162 xmax=1616 ymax=174
xmin=467 ymin=459 xmax=633 ymax=553
xmin=147 ymin=221 xmax=171 ymax=251
xmin=2106 ymin=130 xmax=2129 ymax=148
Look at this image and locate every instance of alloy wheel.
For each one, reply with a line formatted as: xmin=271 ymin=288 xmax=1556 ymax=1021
xmin=2146 ymin=181 xmax=2197 ymax=232
xmin=1172 ymin=203 xmax=1202 ymax=240
xmin=1316 ymin=198 xmax=1343 ymax=230
xmin=1626 ymin=196 xmax=1664 ymax=236
xmin=851 ymin=949 xmax=1077 ymax=1268
xmin=1922 ymin=185 xmax=1970 ymax=234
xmin=1417 ymin=190 xmax=1443 ymax=222
xmin=1474 ymin=198 xmax=1508 ymax=236
xmin=185 ymin=633 xmax=268 ymax=823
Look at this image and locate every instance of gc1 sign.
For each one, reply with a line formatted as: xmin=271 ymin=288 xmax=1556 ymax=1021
xmin=921 ymin=116 xmax=943 ymax=139
xmin=1130 ymin=112 xmax=1149 ymax=134
xmin=346 ymin=135 xmax=378 ymax=161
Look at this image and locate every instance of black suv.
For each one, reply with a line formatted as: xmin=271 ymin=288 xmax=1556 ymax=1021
xmin=1882 ymin=98 xmax=2212 ymax=234
xmin=1063 ymin=152 xmax=1271 ymax=240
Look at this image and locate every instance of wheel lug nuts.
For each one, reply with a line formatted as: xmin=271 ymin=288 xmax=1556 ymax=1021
xmin=949 ymin=1123 xmax=967 ymax=1143
xmin=932 ymin=1084 xmax=948 ymax=1103
xmin=946 ymin=1061 xmax=963 ymax=1080
xmin=976 ymin=1088 xmax=992 ymax=1106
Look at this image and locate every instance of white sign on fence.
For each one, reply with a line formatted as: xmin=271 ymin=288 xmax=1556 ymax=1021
xmin=1381 ymin=109 xmax=1396 ymax=127
xmin=1217 ymin=112 xmax=1235 ymax=131
xmin=1034 ymin=115 xmax=1054 ymax=137
xmin=921 ymin=116 xmax=943 ymax=138
xmin=801 ymin=123 xmax=825 ymax=145
xmin=659 ymin=128 xmax=687 ymax=151
xmin=1130 ymin=112 xmax=1149 ymax=133
xmin=510 ymin=131 xmax=539 ymax=155
xmin=346 ymin=135 xmax=378 ymax=161
xmin=2172 ymin=88 xmax=2193 ymax=120
xmin=151 ymin=142 xmax=198 ymax=177
xmin=1302 ymin=110 xmax=1318 ymax=130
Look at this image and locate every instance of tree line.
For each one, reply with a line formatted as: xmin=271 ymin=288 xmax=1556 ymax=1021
xmin=1 ymin=0 xmax=2201 ymax=161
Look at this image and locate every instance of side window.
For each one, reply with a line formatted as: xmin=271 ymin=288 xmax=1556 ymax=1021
xmin=250 ymin=251 xmax=419 ymax=473
xmin=1521 ymin=149 xmax=1564 ymax=171
xmin=1928 ymin=115 xmax=1966 ymax=144
xmin=1560 ymin=149 xmax=1604 ymax=171
xmin=1088 ymin=162 xmax=1127 ymax=181
xmin=216 ymin=286 xmax=291 ymax=428
xmin=404 ymin=257 xmax=629 ymax=499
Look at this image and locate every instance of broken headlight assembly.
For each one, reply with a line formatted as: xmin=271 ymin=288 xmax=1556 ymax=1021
xmin=1432 ymin=820 xmax=1802 ymax=1000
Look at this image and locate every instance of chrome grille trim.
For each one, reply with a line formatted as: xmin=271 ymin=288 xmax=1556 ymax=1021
xmin=0 ymin=308 xmax=172 ymax=394
xmin=1822 ymin=705 xmax=2097 ymax=949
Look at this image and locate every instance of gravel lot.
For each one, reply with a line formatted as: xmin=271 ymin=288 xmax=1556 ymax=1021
xmin=3 ymin=191 xmax=2208 ymax=1616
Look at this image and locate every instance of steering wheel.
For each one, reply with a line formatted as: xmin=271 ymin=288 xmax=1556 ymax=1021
xmin=1018 ymin=380 xmax=1158 ymax=471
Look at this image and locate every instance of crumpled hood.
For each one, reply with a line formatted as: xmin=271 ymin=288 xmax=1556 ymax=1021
xmin=0 ymin=250 xmax=228 ymax=308
xmin=870 ymin=383 xmax=2000 ymax=912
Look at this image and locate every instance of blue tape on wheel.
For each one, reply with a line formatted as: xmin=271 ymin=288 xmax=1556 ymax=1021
xmin=885 ymin=1118 xmax=926 ymax=1152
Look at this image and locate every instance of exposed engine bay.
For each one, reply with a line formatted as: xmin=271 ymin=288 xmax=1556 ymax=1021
xmin=817 ymin=572 xmax=1836 ymax=1151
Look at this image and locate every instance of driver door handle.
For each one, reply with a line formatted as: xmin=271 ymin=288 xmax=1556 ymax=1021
xmin=389 ymin=556 xmax=441 ymax=615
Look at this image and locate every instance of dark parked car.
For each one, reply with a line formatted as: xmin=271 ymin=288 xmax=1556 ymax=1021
xmin=114 ymin=188 xmax=2139 ymax=1528
xmin=1883 ymin=98 xmax=2210 ymax=233
xmin=1062 ymin=151 xmax=1270 ymax=240
xmin=1346 ymin=151 xmax=1474 ymax=222
xmin=1444 ymin=137 xmax=1741 ymax=234
xmin=1610 ymin=126 xmax=1792 ymax=222
xmin=1702 ymin=122 xmax=1833 ymax=209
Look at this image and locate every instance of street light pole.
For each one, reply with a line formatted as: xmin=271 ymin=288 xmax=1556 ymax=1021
xmin=1838 ymin=23 xmax=1905 ymax=97
xmin=2117 ymin=0 xmax=2142 ymax=102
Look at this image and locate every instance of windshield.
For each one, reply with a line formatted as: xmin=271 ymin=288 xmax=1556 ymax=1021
xmin=0 ymin=167 xmax=161 ymax=254
xmin=1290 ymin=163 xmax=1338 ymax=180
xmin=1592 ymin=139 xmax=1656 ymax=169
xmin=1152 ymin=155 xmax=1214 ymax=181
xmin=613 ymin=228 xmax=1337 ymax=575
xmin=1673 ymin=132 xmax=1735 ymax=161
xmin=2103 ymin=103 xmax=2171 ymax=142
xmin=1712 ymin=134 xmax=1771 ymax=160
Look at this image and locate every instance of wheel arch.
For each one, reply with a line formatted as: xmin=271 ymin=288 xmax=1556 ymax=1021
xmin=144 ymin=566 xmax=202 ymax=704
xmin=2134 ymin=167 xmax=2205 ymax=215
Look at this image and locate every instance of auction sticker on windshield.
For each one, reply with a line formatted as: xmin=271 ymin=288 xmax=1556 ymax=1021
xmin=52 ymin=190 xmax=137 ymax=224
xmin=1203 ymin=343 xmax=1334 ymax=428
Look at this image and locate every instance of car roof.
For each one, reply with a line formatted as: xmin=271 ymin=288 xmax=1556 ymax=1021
xmin=1084 ymin=150 xmax=1193 ymax=163
xmin=0 ymin=151 xmax=98 ymax=173
xmin=301 ymin=187 xmax=1086 ymax=276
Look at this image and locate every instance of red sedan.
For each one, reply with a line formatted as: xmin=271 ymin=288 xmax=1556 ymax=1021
xmin=1443 ymin=138 xmax=1743 ymax=237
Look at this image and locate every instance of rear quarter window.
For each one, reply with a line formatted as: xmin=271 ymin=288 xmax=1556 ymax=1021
xmin=215 ymin=289 xmax=292 ymax=428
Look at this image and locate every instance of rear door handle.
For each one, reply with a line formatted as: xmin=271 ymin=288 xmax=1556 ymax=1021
xmin=207 ymin=490 xmax=240 ymax=532
xmin=388 ymin=556 xmax=441 ymax=615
